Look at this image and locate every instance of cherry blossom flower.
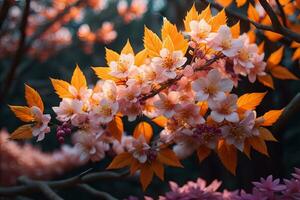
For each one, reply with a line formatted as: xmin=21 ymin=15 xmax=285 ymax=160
xmin=53 ymin=99 xmax=84 ymax=122
xmin=209 ymin=94 xmax=239 ymax=123
xmin=154 ymin=91 xmax=180 ymax=118
xmin=253 ymin=175 xmax=286 ymax=192
xmin=109 ymin=53 xmax=135 ymax=78
xmin=31 ymin=106 xmax=51 ymax=141
xmin=192 ymin=69 xmax=233 ymax=103
xmin=91 ymin=98 xmax=119 ymax=124
xmin=189 ymin=19 xmax=212 ymax=43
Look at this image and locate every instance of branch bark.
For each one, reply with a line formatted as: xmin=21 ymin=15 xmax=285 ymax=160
xmin=78 ymin=184 xmax=118 ymax=200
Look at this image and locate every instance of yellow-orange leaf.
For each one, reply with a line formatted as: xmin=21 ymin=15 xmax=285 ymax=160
xmin=107 ymin=116 xmax=123 ymax=142
xmin=184 ymin=4 xmax=199 ymax=32
xmin=158 ymin=148 xmax=183 ymax=167
xmin=247 ymin=29 xmax=256 ymax=43
xmin=135 ymin=49 xmax=148 ymax=66
xmin=210 ymin=9 xmax=227 ymax=32
xmin=261 ymin=109 xmax=283 ymax=126
xmin=236 ymin=0 xmax=247 ymax=7
xmin=152 ymin=116 xmax=168 ymax=127
xmin=161 ymin=18 xmax=188 ymax=54
xmin=259 ymin=127 xmax=277 ymax=142
xmin=291 ymin=41 xmax=300 ymax=48
xmin=25 ymin=84 xmax=44 ymax=112
xmin=258 ymin=42 xmax=264 ymax=54
xmin=50 ymin=78 xmax=72 ymax=98
xmin=9 ymin=106 xmax=34 ymax=122
xmin=258 ymin=75 xmax=274 ymax=89
xmin=264 ymin=31 xmax=283 ymax=42
xmin=268 ymin=47 xmax=284 ymax=67
xmin=71 ymin=65 xmax=87 ymax=90
xmin=243 ymin=140 xmax=251 ymax=159
xmin=121 ymin=39 xmax=134 ymax=55
xmin=133 ymin=121 xmax=153 ymax=143
xmin=199 ymin=4 xmax=212 ymax=23
xmin=248 ymin=136 xmax=269 ymax=156
xmin=248 ymin=4 xmax=260 ymax=22
xmin=197 ymin=101 xmax=208 ymax=116
xmin=292 ymin=48 xmax=300 ymax=61
xmin=231 ymin=21 xmax=240 ymax=38
xmin=270 ymin=66 xmax=299 ymax=80
xmin=107 ymin=152 xmax=132 ymax=169
xmin=163 ymin=36 xmax=174 ymax=52
xmin=140 ymin=164 xmax=154 ymax=190
xmin=92 ymin=67 xmax=120 ymax=82
xmin=217 ymin=140 xmax=237 ymax=175
xmin=130 ymin=159 xmax=140 ymax=175
xmin=197 ymin=146 xmax=211 ymax=162
xmin=144 ymin=26 xmax=162 ymax=57
xmin=10 ymin=124 xmax=33 ymax=140
xmin=105 ymin=48 xmax=119 ymax=63
xmin=237 ymin=92 xmax=266 ymax=111
xmin=151 ymin=159 xmax=164 ymax=180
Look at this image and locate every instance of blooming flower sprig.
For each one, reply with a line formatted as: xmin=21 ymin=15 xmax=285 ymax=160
xmin=8 ymin=5 xmax=290 ymax=190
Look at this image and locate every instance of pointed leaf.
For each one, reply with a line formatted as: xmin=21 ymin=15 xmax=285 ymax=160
xmin=9 ymin=106 xmax=34 ymax=122
xmin=10 ymin=124 xmax=33 ymax=140
xmin=107 ymin=152 xmax=132 ymax=169
xmin=217 ymin=140 xmax=237 ymax=175
xmin=121 ymin=39 xmax=134 ymax=55
xmin=50 ymin=78 xmax=73 ymax=98
xmin=107 ymin=116 xmax=123 ymax=142
xmin=199 ymin=4 xmax=212 ymax=22
xmin=258 ymin=42 xmax=265 ymax=54
xmin=271 ymin=66 xmax=299 ymax=80
xmin=248 ymin=4 xmax=260 ymax=22
xmin=210 ymin=9 xmax=227 ymax=32
xmin=71 ymin=65 xmax=87 ymax=90
xmin=105 ymin=48 xmax=120 ymax=64
xmin=248 ymin=136 xmax=269 ymax=156
xmin=197 ymin=146 xmax=211 ymax=162
xmin=162 ymin=36 xmax=174 ymax=51
xmin=292 ymin=48 xmax=300 ymax=61
xmin=237 ymin=92 xmax=267 ymax=111
xmin=231 ymin=21 xmax=240 ymax=38
xmin=151 ymin=159 xmax=164 ymax=180
xmin=243 ymin=140 xmax=251 ymax=159
xmin=135 ymin=49 xmax=148 ymax=66
xmin=258 ymin=75 xmax=274 ymax=89
xmin=268 ymin=47 xmax=284 ymax=67
xmin=140 ymin=164 xmax=154 ymax=191
xmin=261 ymin=109 xmax=283 ymax=126
xmin=157 ymin=148 xmax=183 ymax=167
xmin=25 ymin=84 xmax=44 ymax=112
xmin=184 ymin=4 xmax=199 ymax=32
xmin=144 ymin=26 xmax=162 ymax=57
xmin=236 ymin=0 xmax=247 ymax=7
xmin=152 ymin=116 xmax=168 ymax=127
xmin=216 ymin=0 xmax=233 ymax=7
xmin=92 ymin=67 xmax=120 ymax=82
xmin=259 ymin=127 xmax=277 ymax=142
xmin=133 ymin=121 xmax=153 ymax=143
xmin=197 ymin=101 xmax=209 ymax=116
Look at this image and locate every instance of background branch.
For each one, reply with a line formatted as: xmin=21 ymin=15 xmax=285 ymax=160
xmin=78 ymin=184 xmax=118 ymax=200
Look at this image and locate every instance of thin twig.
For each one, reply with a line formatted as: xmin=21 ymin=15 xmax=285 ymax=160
xmin=78 ymin=184 xmax=118 ymax=200
xmin=0 ymin=170 xmax=129 ymax=196
xmin=0 ymin=0 xmax=31 ymax=102
xmin=274 ymin=0 xmax=287 ymax=27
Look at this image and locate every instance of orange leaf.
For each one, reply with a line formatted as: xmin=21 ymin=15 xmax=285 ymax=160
xmin=268 ymin=47 xmax=284 ymax=67
xmin=152 ymin=116 xmax=168 ymax=127
xmin=247 ymin=29 xmax=256 ymax=43
xmin=216 ymin=0 xmax=233 ymax=7
xmin=261 ymin=109 xmax=283 ymax=126
xmin=264 ymin=31 xmax=283 ymax=42
xmin=133 ymin=121 xmax=153 ymax=143
xmin=291 ymin=41 xmax=300 ymax=48
xmin=107 ymin=152 xmax=132 ymax=169
xmin=144 ymin=26 xmax=162 ymax=57
xmin=162 ymin=36 xmax=174 ymax=52
xmin=217 ymin=140 xmax=237 ymax=175
xmin=25 ymin=84 xmax=44 ymax=112
xmin=258 ymin=42 xmax=264 ymax=54
xmin=292 ymin=48 xmax=300 ymax=61
xmin=92 ymin=67 xmax=120 ymax=82
xmin=230 ymin=21 xmax=240 ymax=38
xmin=135 ymin=49 xmax=148 ymax=66
xmin=130 ymin=159 xmax=141 ymax=175
xmin=259 ymin=127 xmax=277 ymax=142
xmin=197 ymin=146 xmax=211 ymax=162
xmin=121 ymin=39 xmax=134 ymax=55
xmin=107 ymin=116 xmax=123 ymax=142
xmin=258 ymin=75 xmax=274 ymax=89
xmin=161 ymin=18 xmax=188 ymax=54
xmin=140 ymin=164 xmax=154 ymax=190
xmin=210 ymin=9 xmax=227 ymax=32
xmin=248 ymin=136 xmax=269 ymax=156
xmin=237 ymin=92 xmax=266 ymax=111
xmin=157 ymin=148 xmax=183 ymax=167
xmin=270 ymin=66 xmax=299 ymax=80
xmin=10 ymin=124 xmax=33 ymax=140
xmin=197 ymin=101 xmax=209 ymax=116
xmin=236 ymin=0 xmax=247 ymax=7
xmin=9 ymin=106 xmax=34 ymax=122
xmin=247 ymin=4 xmax=260 ymax=22
xmin=105 ymin=48 xmax=119 ymax=63
xmin=243 ymin=140 xmax=251 ymax=159
xmin=50 ymin=78 xmax=73 ymax=98
xmin=71 ymin=65 xmax=87 ymax=90
xmin=199 ymin=4 xmax=212 ymax=22
xmin=151 ymin=159 xmax=164 ymax=180
xmin=184 ymin=4 xmax=199 ymax=32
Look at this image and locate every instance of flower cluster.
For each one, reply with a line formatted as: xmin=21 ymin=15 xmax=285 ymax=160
xmin=9 ymin=5 xmax=289 ymax=190
xmin=117 ymin=0 xmax=149 ymax=23
xmin=138 ymin=168 xmax=300 ymax=200
xmin=0 ymin=130 xmax=85 ymax=186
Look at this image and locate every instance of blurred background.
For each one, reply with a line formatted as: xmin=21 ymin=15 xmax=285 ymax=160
xmin=0 ymin=0 xmax=300 ymax=199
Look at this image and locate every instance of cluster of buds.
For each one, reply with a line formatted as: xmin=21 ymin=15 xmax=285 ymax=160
xmin=56 ymin=122 xmax=72 ymax=144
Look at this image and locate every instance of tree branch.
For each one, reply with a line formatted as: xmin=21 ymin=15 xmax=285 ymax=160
xmin=0 ymin=170 xmax=129 ymax=197
xmin=274 ymin=0 xmax=287 ymax=26
xmin=0 ymin=0 xmax=31 ymax=102
xmin=0 ymin=0 xmax=13 ymax=30
xmin=78 ymin=184 xmax=118 ymax=200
